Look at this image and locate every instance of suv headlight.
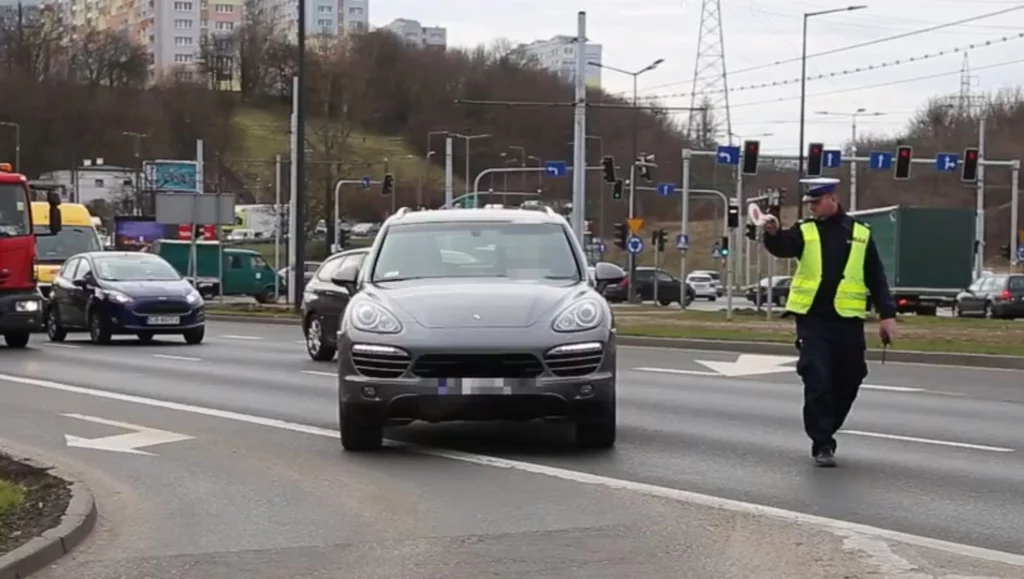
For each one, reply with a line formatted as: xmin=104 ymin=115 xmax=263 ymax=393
xmin=552 ymin=299 xmax=603 ymax=332
xmin=103 ymin=290 xmax=131 ymax=304
xmin=349 ymin=302 xmax=402 ymax=334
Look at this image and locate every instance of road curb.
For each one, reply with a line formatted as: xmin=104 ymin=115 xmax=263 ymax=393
xmin=204 ymin=314 xmax=1024 ymax=370
xmin=0 ymin=452 xmax=97 ymax=579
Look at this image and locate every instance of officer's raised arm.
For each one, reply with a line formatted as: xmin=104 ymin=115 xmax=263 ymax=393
xmin=762 ymin=220 xmax=804 ymax=258
xmin=864 ymin=236 xmax=897 ymax=319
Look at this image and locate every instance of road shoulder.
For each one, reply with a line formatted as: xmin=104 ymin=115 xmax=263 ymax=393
xmin=0 ymin=445 xmax=96 ymax=579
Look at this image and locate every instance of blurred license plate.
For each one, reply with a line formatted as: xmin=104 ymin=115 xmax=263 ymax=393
xmin=436 ymin=377 xmax=534 ymax=395
xmin=148 ymin=316 xmax=180 ymax=325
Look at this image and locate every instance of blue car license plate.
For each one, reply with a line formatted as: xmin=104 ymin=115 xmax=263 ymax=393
xmin=148 ymin=316 xmax=180 ymax=325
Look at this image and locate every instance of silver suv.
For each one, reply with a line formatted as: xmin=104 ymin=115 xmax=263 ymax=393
xmin=328 ymin=206 xmax=626 ymax=451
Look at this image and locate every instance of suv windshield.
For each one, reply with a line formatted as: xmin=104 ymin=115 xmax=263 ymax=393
xmin=372 ymin=221 xmax=580 ymax=282
xmin=34 ymin=226 xmax=102 ymax=263
xmin=94 ymin=256 xmax=182 ymax=281
xmin=0 ymin=183 xmax=30 ymax=237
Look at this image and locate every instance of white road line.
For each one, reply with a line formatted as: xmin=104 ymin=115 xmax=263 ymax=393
xmin=219 ymin=335 xmax=264 ymax=341
xmin=840 ymin=430 xmax=1014 ymax=453
xmin=293 ymin=340 xmax=306 ymax=345
xmin=40 ymin=343 xmax=82 ymax=349
xmin=1 ymin=371 xmax=1022 ymax=568
xmin=152 ymin=354 xmax=202 ymax=362
xmin=300 ymin=370 xmax=335 ymax=377
xmin=632 ymin=367 xmax=926 ymax=392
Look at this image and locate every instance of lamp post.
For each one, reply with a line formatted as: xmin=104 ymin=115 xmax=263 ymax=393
xmin=589 ymin=58 xmax=664 ymax=303
xmin=815 ymin=108 xmax=884 ymax=210
xmin=448 ymin=132 xmax=492 ymax=206
xmin=797 ymin=5 xmax=867 ymax=220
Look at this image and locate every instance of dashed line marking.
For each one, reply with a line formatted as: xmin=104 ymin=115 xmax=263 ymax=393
xmin=152 ymin=354 xmax=202 ymax=362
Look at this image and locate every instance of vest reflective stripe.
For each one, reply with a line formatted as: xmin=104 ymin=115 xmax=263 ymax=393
xmin=785 ymin=221 xmax=870 ymax=318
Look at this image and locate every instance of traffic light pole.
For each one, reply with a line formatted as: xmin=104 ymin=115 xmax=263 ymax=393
xmin=627 ymin=163 xmax=638 ymax=303
xmin=332 ymin=178 xmax=382 ymax=250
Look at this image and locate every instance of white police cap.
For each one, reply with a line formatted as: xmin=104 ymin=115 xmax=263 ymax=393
xmin=799 ymin=177 xmax=840 ymax=201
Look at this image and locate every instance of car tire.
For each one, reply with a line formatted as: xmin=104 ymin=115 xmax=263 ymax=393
xmin=183 ymin=327 xmax=205 ymax=345
xmin=88 ymin=310 xmax=112 ymax=345
xmin=46 ymin=308 xmax=67 ymax=342
xmin=137 ymin=332 xmax=154 ymax=344
xmin=576 ymin=402 xmax=616 ymax=450
xmin=658 ymin=298 xmax=672 ymax=306
xmin=709 ymin=296 xmax=717 ymax=302
xmin=339 ymin=404 xmax=383 ymax=451
xmin=254 ymin=288 xmax=276 ymax=304
xmin=3 ymin=332 xmax=30 ymax=349
xmin=305 ymin=313 xmax=337 ymax=361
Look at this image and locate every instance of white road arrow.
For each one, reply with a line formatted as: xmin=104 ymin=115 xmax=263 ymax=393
xmin=694 ymin=354 xmax=799 ymax=377
xmin=62 ymin=413 xmax=194 ymax=456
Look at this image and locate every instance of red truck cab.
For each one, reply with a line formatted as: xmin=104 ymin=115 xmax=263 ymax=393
xmin=0 ymin=163 xmax=62 ymax=348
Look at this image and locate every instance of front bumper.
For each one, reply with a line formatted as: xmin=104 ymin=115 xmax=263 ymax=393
xmin=0 ymin=291 xmax=44 ymax=333
xmin=337 ymin=329 xmax=617 ymax=424
xmin=97 ymin=299 xmax=206 ymax=334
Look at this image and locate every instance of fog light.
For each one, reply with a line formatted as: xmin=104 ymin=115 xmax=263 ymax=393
xmin=578 ymin=384 xmax=594 ymax=397
xmin=361 ymin=386 xmax=377 ymax=398
xmin=14 ymin=300 xmax=39 ymax=312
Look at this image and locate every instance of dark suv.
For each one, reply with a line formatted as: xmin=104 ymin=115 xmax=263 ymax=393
xmin=329 ymin=206 xmax=626 ymax=452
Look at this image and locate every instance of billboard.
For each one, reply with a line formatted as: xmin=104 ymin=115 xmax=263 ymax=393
xmin=113 ymin=217 xmax=172 ymax=251
xmin=144 ymin=160 xmax=199 ymax=192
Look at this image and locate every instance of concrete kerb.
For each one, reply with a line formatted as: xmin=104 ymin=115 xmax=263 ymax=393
xmin=204 ymin=313 xmax=1024 ymax=370
xmin=0 ymin=449 xmax=97 ymax=579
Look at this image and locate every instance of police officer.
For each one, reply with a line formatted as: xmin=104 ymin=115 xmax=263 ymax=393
xmin=762 ymin=177 xmax=898 ymax=467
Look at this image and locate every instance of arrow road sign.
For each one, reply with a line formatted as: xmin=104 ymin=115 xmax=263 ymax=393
xmin=1018 ymin=245 xmax=1024 ymax=262
xmin=544 ymin=160 xmax=567 ymax=176
xmin=656 ymin=183 xmax=676 ymax=196
xmin=360 ymin=176 xmax=371 ymax=188
xmin=869 ymin=151 xmax=893 ymax=170
xmin=62 ymin=413 xmax=194 ymax=456
xmin=676 ymin=233 xmax=689 ymax=251
xmin=823 ymin=150 xmax=842 ymax=168
xmin=694 ymin=354 xmax=799 ymax=377
xmin=626 ymin=235 xmax=644 ymax=255
xmin=935 ymin=153 xmax=959 ymax=172
xmin=716 ymin=145 xmax=740 ymax=165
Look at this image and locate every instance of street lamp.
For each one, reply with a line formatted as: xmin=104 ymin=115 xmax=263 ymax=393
xmin=815 ymin=109 xmax=884 ymax=210
xmin=448 ymin=132 xmax=492 ymax=205
xmin=797 ymin=5 xmax=867 ymax=220
xmin=588 ymin=58 xmax=665 ymax=303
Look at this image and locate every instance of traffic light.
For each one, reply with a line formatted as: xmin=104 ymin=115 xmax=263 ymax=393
xmin=807 ymin=143 xmax=824 ymax=177
xmin=636 ymin=156 xmax=651 ymax=182
xmin=338 ymin=228 xmax=349 ymax=250
xmin=193 ymin=224 xmax=202 ymax=240
xmin=613 ymin=222 xmax=628 ymax=250
xmin=601 ymin=155 xmax=616 ymax=183
xmin=719 ymin=235 xmax=730 ymax=257
xmin=742 ymin=140 xmax=760 ymax=175
xmin=961 ymin=148 xmax=979 ymax=182
xmin=651 ymin=229 xmax=667 ymax=252
xmin=745 ymin=223 xmax=757 ymax=241
xmin=894 ymin=146 xmax=913 ymax=180
xmin=727 ymin=203 xmax=739 ymax=228
xmin=612 ymin=179 xmax=623 ymax=200
xmin=1001 ymin=244 xmax=1011 ymax=260
xmin=381 ymin=173 xmax=395 ymax=195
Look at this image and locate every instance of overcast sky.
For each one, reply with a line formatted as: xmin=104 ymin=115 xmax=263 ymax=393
xmin=371 ymin=0 xmax=1024 ymax=156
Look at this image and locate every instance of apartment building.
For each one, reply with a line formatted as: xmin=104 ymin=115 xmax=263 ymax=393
xmin=517 ymin=35 xmax=602 ymax=89
xmin=383 ymin=18 xmax=445 ymax=50
xmin=261 ymin=0 xmax=368 ymax=41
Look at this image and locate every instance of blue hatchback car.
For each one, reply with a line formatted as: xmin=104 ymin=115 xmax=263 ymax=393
xmin=46 ymin=251 xmax=206 ymax=345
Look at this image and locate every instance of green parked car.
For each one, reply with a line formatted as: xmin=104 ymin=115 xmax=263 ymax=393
xmin=149 ymin=240 xmax=281 ymax=303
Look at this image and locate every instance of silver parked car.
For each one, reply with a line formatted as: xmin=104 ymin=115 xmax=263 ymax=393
xmin=328 ymin=206 xmax=626 ymax=451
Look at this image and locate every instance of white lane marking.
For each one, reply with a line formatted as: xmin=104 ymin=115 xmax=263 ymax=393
xmin=41 ymin=343 xmax=82 ymax=349
xmin=219 ymin=335 xmax=264 ymax=341
xmin=152 ymin=354 xmax=202 ymax=362
xmin=632 ymin=367 xmax=926 ymax=393
xmin=293 ymin=340 xmax=306 ymax=345
xmin=840 ymin=430 xmax=1014 ymax=453
xmin=2 ymin=370 xmax=1022 ymax=568
xmin=300 ymin=370 xmax=335 ymax=377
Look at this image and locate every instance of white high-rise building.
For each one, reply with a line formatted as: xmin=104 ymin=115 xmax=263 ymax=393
xmin=260 ymin=0 xmax=368 ymax=41
xmin=518 ymin=35 xmax=602 ymax=89
xmin=383 ymin=18 xmax=445 ymax=49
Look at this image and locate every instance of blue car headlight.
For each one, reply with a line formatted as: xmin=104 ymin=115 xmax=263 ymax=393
xmin=102 ymin=290 xmax=132 ymax=304
xmin=552 ymin=299 xmax=603 ymax=332
xmin=349 ymin=302 xmax=402 ymax=334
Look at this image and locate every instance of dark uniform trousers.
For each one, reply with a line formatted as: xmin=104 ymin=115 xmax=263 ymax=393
xmin=794 ymin=316 xmax=868 ymax=454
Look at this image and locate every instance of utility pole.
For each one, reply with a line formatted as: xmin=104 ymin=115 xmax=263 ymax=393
xmin=570 ymin=11 xmax=587 ymax=247
xmin=293 ymin=0 xmax=308 ymax=310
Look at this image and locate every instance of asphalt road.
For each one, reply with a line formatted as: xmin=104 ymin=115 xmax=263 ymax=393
xmin=1 ymin=321 xmax=1023 ymax=578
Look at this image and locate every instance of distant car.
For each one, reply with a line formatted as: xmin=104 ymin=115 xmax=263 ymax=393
xmin=746 ymin=276 xmax=791 ymax=306
xmin=685 ymin=273 xmax=718 ymax=300
xmin=278 ymin=261 xmax=322 ymax=287
xmin=331 ymin=206 xmax=626 ymax=451
xmin=689 ymin=269 xmax=723 ymax=297
xmin=955 ymin=274 xmax=1024 ymax=319
xmin=302 ymin=249 xmax=370 ymax=360
xmin=45 ymin=251 xmax=205 ymax=345
xmin=602 ymin=266 xmax=694 ymax=306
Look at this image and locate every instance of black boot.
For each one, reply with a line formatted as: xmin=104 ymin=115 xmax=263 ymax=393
xmin=813 ymin=446 xmax=836 ymax=467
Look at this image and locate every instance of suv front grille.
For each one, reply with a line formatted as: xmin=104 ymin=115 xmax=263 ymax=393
xmin=412 ymin=354 xmax=543 ymax=379
xmin=545 ymin=348 xmax=603 ymax=377
xmin=133 ymin=301 xmax=192 ymax=315
xmin=351 ymin=346 xmax=411 ymax=379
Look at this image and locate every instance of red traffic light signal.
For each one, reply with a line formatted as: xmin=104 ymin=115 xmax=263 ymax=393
xmin=742 ymin=140 xmax=760 ymax=175
xmin=961 ymin=147 xmax=979 ymax=182
xmin=895 ymin=146 xmax=913 ymax=180
xmin=807 ymin=143 xmax=824 ymax=177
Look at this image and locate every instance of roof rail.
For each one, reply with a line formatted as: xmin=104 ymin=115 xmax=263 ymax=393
xmin=392 ymin=207 xmax=411 ymax=219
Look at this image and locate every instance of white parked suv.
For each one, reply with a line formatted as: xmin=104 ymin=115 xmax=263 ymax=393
xmin=685 ymin=273 xmax=718 ymax=301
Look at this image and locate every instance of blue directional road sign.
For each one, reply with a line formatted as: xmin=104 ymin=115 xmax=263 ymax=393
xmin=869 ymin=151 xmax=893 ymax=170
xmin=361 ymin=176 xmax=371 ymax=188
xmin=626 ymin=235 xmax=644 ymax=255
xmin=656 ymin=183 xmax=676 ymax=196
xmin=935 ymin=153 xmax=959 ymax=172
xmin=823 ymin=150 xmax=842 ymax=169
xmin=676 ymin=233 xmax=689 ymax=251
xmin=1018 ymin=245 xmax=1024 ymax=262
xmin=595 ymin=240 xmax=607 ymax=253
xmin=716 ymin=145 xmax=740 ymax=165
xmin=544 ymin=160 xmax=567 ymax=176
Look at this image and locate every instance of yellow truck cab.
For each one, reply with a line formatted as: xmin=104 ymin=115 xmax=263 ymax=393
xmin=32 ymin=202 xmax=103 ymax=297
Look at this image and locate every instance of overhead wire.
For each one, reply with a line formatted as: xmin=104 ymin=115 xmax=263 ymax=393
xmin=634 ymin=33 xmax=1024 ymax=101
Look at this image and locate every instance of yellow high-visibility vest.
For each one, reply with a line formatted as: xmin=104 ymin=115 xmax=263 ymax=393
xmin=785 ymin=220 xmax=870 ymax=318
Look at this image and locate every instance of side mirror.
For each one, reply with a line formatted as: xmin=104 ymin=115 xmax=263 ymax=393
xmin=593 ymin=262 xmax=626 ymax=283
xmin=72 ymin=278 xmax=86 ymax=288
xmin=330 ymin=264 xmax=359 ymax=289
